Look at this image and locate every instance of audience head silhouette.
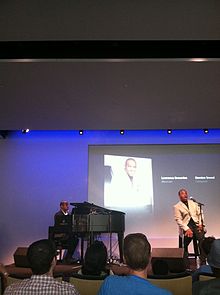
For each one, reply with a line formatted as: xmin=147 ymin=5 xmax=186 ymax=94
xmin=123 ymin=233 xmax=151 ymax=270
xmin=4 ymin=239 xmax=79 ymax=295
xmin=27 ymin=239 xmax=57 ymax=275
xmin=82 ymin=240 xmax=108 ymax=276
xmin=208 ymin=238 xmax=220 ymax=276
xmin=97 ymin=233 xmax=172 ymax=295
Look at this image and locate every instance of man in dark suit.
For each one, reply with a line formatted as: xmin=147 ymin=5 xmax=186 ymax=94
xmin=54 ymin=201 xmax=79 ymax=264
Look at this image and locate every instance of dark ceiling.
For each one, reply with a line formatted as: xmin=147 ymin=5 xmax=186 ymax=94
xmin=1 ymin=56 xmax=220 ymax=130
xmin=1 ymin=1 xmax=220 ymax=130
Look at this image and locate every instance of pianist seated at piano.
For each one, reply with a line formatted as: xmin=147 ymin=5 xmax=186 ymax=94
xmin=54 ymin=201 xmax=79 ymax=264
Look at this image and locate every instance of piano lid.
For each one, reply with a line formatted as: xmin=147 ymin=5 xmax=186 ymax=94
xmin=70 ymin=201 xmax=125 ymax=215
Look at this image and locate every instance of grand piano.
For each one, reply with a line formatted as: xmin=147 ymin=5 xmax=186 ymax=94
xmin=70 ymin=202 xmax=125 ymax=262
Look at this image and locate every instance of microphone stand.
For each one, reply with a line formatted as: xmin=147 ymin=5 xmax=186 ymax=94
xmin=190 ymin=197 xmax=205 ymax=229
xmin=108 ymin=211 xmax=113 ymax=263
xmin=197 ymin=201 xmax=206 ymax=264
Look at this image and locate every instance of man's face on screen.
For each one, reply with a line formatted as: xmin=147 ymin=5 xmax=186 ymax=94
xmin=125 ymin=159 xmax=137 ymax=178
xmin=179 ymin=190 xmax=188 ymax=202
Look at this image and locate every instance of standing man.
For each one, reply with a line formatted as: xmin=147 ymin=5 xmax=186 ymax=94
xmin=54 ymin=201 xmax=79 ymax=264
xmin=174 ymin=189 xmax=205 ymax=260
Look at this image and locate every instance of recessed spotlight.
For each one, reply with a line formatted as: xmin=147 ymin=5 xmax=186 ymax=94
xmin=79 ymin=130 xmax=84 ymax=135
xmin=189 ymin=58 xmax=208 ymax=62
xmin=203 ymin=129 xmax=209 ymax=134
xmin=120 ymin=130 xmax=125 ymax=135
xmin=167 ymin=129 xmax=172 ymax=134
xmin=21 ymin=129 xmax=30 ymax=134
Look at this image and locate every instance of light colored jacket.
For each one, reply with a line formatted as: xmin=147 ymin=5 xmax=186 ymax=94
xmin=173 ymin=199 xmax=204 ymax=235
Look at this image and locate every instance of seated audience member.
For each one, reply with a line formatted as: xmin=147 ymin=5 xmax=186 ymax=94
xmin=192 ymin=236 xmax=215 ymax=282
xmin=80 ymin=240 xmax=109 ymax=277
xmin=193 ymin=238 xmax=220 ymax=295
xmin=54 ymin=201 xmax=79 ymax=264
xmin=0 ymin=263 xmax=8 ymax=292
xmin=98 ymin=233 xmax=172 ymax=295
xmin=4 ymin=239 xmax=79 ymax=295
xmin=152 ymin=259 xmax=169 ymax=276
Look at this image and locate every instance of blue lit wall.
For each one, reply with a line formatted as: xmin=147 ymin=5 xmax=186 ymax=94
xmin=0 ymin=129 xmax=220 ymax=264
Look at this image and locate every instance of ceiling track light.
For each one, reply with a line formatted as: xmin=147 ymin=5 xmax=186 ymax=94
xmin=79 ymin=130 xmax=84 ymax=135
xmin=21 ymin=129 xmax=30 ymax=134
xmin=120 ymin=130 xmax=125 ymax=135
xmin=167 ymin=129 xmax=172 ymax=134
xmin=203 ymin=129 xmax=209 ymax=134
xmin=189 ymin=58 xmax=208 ymax=62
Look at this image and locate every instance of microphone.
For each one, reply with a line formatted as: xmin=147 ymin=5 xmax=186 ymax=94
xmin=189 ymin=196 xmax=204 ymax=206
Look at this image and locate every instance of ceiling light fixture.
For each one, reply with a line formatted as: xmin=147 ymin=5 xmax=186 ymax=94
xmin=79 ymin=130 xmax=84 ymax=135
xmin=189 ymin=58 xmax=208 ymax=62
xmin=21 ymin=129 xmax=30 ymax=134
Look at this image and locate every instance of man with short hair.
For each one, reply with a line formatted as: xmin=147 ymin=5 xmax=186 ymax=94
xmin=174 ymin=188 xmax=205 ymax=260
xmin=193 ymin=239 xmax=220 ymax=294
xmin=54 ymin=201 xmax=71 ymax=226
xmin=98 ymin=233 xmax=171 ymax=295
xmin=54 ymin=201 xmax=79 ymax=263
xmin=4 ymin=239 xmax=79 ymax=294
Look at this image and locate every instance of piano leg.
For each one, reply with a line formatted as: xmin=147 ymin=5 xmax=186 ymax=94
xmin=118 ymin=232 xmax=124 ymax=263
xmin=80 ymin=237 xmax=84 ymax=263
xmin=89 ymin=231 xmax=94 ymax=246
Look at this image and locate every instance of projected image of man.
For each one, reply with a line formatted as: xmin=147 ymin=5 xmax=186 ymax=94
xmin=125 ymin=158 xmax=137 ymax=183
xmin=123 ymin=158 xmax=142 ymax=198
xmin=104 ymin=156 xmax=153 ymax=208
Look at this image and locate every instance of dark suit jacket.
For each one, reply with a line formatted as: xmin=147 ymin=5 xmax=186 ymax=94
xmin=54 ymin=210 xmax=71 ymax=226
